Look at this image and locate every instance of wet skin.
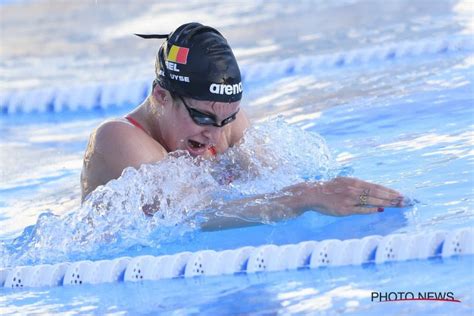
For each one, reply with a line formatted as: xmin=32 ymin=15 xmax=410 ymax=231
xmin=81 ymin=84 xmax=404 ymax=230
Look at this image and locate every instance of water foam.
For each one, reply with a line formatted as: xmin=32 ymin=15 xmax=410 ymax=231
xmin=2 ymin=118 xmax=335 ymax=268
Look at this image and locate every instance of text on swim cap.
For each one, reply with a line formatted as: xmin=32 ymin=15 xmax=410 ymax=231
xmin=170 ymin=74 xmax=190 ymax=82
xmin=165 ymin=61 xmax=180 ymax=72
xmin=159 ymin=70 xmax=190 ymax=82
xmin=209 ymin=83 xmax=243 ymax=96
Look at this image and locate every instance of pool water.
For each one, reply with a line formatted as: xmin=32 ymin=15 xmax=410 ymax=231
xmin=1 ymin=0 xmax=473 ymax=314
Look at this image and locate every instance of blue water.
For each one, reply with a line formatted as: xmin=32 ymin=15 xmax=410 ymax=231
xmin=1 ymin=257 xmax=472 ymax=315
xmin=1 ymin=0 xmax=473 ymax=314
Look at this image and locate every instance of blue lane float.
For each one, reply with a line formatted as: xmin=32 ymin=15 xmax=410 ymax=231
xmin=1 ymin=35 xmax=473 ymax=116
xmin=1 ymin=227 xmax=472 ymax=289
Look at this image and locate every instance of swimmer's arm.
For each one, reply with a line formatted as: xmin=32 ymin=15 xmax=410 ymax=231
xmin=200 ymin=185 xmax=306 ymax=231
xmin=200 ymin=177 xmax=404 ymax=231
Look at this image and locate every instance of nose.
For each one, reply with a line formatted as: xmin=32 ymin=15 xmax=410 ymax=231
xmin=202 ymin=125 xmax=223 ymax=143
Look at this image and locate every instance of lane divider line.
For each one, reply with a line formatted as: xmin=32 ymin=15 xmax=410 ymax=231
xmin=1 ymin=227 xmax=472 ymax=289
xmin=1 ymin=35 xmax=472 ymax=115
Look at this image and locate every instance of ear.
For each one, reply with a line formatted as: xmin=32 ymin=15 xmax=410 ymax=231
xmin=152 ymin=83 xmax=172 ymax=106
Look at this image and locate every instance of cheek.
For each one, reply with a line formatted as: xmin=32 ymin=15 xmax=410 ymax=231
xmin=184 ymin=125 xmax=205 ymax=138
xmin=169 ymin=107 xmax=205 ymax=145
xmin=173 ymin=121 xmax=202 ymax=144
xmin=179 ymin=116 xmax=203 ymax=136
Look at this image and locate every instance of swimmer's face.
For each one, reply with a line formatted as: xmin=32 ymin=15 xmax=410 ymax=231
xmin=165 ymin=96 xmax=240 ymax=156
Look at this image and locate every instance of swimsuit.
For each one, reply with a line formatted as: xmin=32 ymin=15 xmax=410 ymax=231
xmin=125 ymin=115 xmax=147 ymax=133
xmin=124 ymin=115 xmax=217 ymax=156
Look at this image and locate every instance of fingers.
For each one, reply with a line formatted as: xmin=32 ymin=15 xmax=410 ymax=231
xmin=340 ymin=178 xmax=404 ymax=206
xmin=369 ymin=185 xmax=402 ymax=200
xmin=320 ymin=177 xmax=406 ymax=216
xmin=347 ymin=185 xmax=403 ymax=207
xmin=338 ymin=177 xmax=401 ymax=196
xmin=352 ymin=206 xmax=385 ymax=214
xmin=364 ymin=195 xmax=404 ymax=208
xmin=357 ymin=180 xmax=401 ymax=197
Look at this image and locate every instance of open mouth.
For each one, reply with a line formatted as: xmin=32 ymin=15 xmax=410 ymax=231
xmin=188 ymin=139 xmax=206 ymax=149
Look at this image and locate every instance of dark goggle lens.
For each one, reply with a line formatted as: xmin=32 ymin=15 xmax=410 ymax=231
xmin=181 ymin=96 xmax=238 ymax=127
xmin=220 ymin=114 xmax=237 ymax=125
xmin=189 ymin=109 xmax=217 ymax=125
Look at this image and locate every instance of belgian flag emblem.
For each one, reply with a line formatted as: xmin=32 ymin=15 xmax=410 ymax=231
xmin=167 ymin=45 xmax=189 ymax=64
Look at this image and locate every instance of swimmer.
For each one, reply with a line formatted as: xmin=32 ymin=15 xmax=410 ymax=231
xmin=81 ymin=22 xmax=404 ymax=230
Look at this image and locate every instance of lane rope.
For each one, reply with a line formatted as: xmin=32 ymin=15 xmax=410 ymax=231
xmin=1 ymin=35 xmax=473 ymax=115
xmin=1 ymin=227 xmax=472 ymax=289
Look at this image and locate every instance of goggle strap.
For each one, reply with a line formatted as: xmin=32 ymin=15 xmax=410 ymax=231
xmin=134 ymin=33 xmax=169 ymax=39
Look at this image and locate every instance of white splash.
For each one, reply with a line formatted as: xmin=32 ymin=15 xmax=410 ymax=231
xmin=3 ymin=118 xmax=335 ymax=267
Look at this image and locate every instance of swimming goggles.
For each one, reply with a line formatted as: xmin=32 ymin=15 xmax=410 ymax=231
xmin=179 ymin=96 xmax=239 ymax=127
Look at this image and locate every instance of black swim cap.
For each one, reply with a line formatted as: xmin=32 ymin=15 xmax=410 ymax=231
xmin=136 ymin=23 xmax=242 ymax=103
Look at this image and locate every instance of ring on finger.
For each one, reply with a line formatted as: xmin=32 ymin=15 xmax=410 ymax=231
xmin=359 ymin=189 xmax=370 ymax=206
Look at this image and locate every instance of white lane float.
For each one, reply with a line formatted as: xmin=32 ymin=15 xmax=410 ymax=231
xmin=2 ymin=228 xmax=472 ymax=289
xmin=2 ymin=35 xmax=473 ymax=115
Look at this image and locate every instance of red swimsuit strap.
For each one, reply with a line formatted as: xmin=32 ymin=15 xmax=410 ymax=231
xmin=125 ymin=115 xmax=147 ymax=133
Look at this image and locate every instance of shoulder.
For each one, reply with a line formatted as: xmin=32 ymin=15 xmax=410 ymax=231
xmin=95 ymin=118 xmax=142 ymax=139
xmin=82 ymin=118 xmax=167 ymax=199
xmin=85 ymin=118 xmax=168 ymax=176
xmin=93 ymin=119 xmax=167 ymax=163
xmin=93 ymin=119 xmax=140 ymax=146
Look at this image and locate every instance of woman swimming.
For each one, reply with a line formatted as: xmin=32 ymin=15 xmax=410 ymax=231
xmin=81 ymin=22 xmax=404 ymax=230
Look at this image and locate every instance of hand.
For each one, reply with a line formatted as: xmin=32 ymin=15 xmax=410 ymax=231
xmin=293 ymin=177 xmax=404 ymax=216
